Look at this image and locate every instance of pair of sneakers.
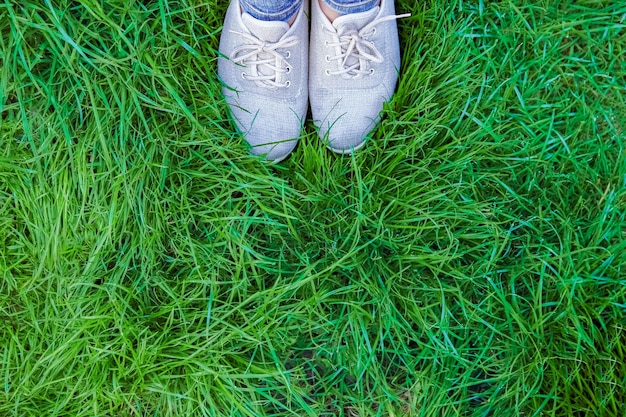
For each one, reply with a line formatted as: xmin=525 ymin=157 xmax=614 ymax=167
xmin=218 ymin=0 xmax=408 ymax=162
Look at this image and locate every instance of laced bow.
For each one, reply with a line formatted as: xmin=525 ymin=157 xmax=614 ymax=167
xmin=230 ymin=31 xmax=298 ymax=88
xmin=326 ymin=13 xmax=411 ymax=78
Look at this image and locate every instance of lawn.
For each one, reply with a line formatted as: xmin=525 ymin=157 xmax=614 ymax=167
xmin=1 ymin=0 xmax=625 ymax=416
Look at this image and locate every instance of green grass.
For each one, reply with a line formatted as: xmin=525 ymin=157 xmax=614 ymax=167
xmin=1 ymin=0 xmax=625 ymax=415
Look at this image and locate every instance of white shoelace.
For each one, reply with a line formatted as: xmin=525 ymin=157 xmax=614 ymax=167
xmin=230 ymin=31 xmax=299 ymax=88
xmin=325 ymin=13 xmax=410 ymax=78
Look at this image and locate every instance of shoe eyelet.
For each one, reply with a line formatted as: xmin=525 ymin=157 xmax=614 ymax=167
xmin=325 ymin=55 xmax=330 ymax=62
xmin=372 ymin=27 xmax=377 ymax=35
xmin=324 ymin=40 xmax=329 ymax=47
xmin=241 ymin=72 xmax=247 ymax=79
xmin=285 ymin=80 xmax=292 ymax=87
xmin=325 ymin=69 xmax=331 ymax=76
xmin=286 ymin=66 xmax=292 ymax=74
xmin=285 ymin=51 xmax=291 ymax=58
xmin=369 ymin=68 xmax=375 ymax=75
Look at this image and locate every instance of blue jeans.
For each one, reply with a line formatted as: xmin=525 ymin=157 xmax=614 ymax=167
xmin=239 ymin=0 xmax=380 ymax=22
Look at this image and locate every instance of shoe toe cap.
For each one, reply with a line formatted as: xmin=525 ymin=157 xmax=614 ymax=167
xmin=314 ymin=96 xmax=385 ymax=154
xmin=226 ymin=93 xmax=304 ymax=162
xmin=247 ymin=135 xmax=298 ymax=162
xmin=322 ymin=119 xmax=375 ymax=154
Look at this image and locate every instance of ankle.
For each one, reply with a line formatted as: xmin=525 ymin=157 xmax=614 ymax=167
xmin=319 ymin=0 xmax=382 ymax=22
xmin=319 ymin=0 xmax=341 ymax=23
xmin=287 ymin=12 xmax=298 ymax=26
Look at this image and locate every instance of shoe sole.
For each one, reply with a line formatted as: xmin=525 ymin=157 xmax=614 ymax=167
xmin=326 ymin=139 xmax=368 ymax=155
xmin=269 ymin=153 xmax=291 ymax=164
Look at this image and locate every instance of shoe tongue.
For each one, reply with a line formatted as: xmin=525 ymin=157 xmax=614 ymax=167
xmin=242 ymin=13 xmax=290 ymax=43
xmin=332 ymin=6 xmax=380 ymax=33
xmin=331 ymin=7 xmax=380 ymax=75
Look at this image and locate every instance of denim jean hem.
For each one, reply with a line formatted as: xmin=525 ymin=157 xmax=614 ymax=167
xmin=320 ymin=0 xmax=379 ymax=15
xmin=240 ymin=0 xmax=302 ymax=22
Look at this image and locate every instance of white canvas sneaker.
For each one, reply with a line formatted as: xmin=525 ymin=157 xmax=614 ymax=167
xmin=309 ymin=0 xmax=409 ymax=154
xmin=218 ymin=0 xmax=308 ymax=162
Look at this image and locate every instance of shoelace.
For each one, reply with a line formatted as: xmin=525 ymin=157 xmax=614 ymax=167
xmin=230 ymin=31 xmax=299 ymax=88
xmin=325 ymin=13 xmax=411 ymax=78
